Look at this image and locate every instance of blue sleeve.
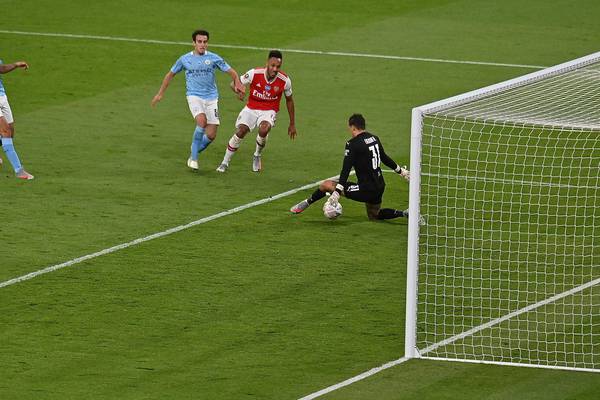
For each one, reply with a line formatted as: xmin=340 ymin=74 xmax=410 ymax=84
xmin=170 ymin=57 xmax=184 ymax=74
xmin=214 ymin=55 xmax=231 ymax=72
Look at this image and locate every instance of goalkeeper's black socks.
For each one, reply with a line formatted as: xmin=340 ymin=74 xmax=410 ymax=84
xmin=377 ymin=208 xmax=406 ymax=220
xmin=307 ymin=189 xmax=327 ymax=205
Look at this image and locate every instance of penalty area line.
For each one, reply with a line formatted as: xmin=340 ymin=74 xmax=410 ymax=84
xmin=0 ymin=30 xmax=546 ymax=69
xmin=0 ymin=175 xmax=337 ymax=290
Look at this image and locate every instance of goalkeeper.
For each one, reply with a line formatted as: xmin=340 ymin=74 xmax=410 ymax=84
xmin=290 ymin=113 xmax=410 ymax=220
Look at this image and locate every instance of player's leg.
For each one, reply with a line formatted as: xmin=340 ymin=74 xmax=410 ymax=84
xmin=368 ymin=190 xmax=408 ymax=220
xmin=216 ymin=125 xmax=249 ymax=172
xmin=368 ymin=193 xmax=407 ymax=220
xmin=252 ymin=111 xmax=276 ymax=172
xmin=290 ymin=180 xmax=336 ymax=213
xmin=217 ymin=107 xmax=256 ymax=172
xmin=187 ymin=96 xmax=206 ymax=167
xmin=186 ymin=113 xmax=206 ymax=170
xmin=376 ymin=208 xmax=408 ymax=219
xmin=196 ymin=100 xmax=220 ymax=154
xmin=0 ymin=98 xmax=33 ymax=179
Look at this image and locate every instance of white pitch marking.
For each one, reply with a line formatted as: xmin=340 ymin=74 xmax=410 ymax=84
xmin=420 ymin=276 xmax=600 ymax=356
xmin=0 ymin=174 xmax=340 ymax=289
xmin=297 ymin=357 xmax=410 ymax=400
xmin=0 ymin=30 xmax=546 ymax=69
xmin=298 ymin=277 xmax=600 ymax=398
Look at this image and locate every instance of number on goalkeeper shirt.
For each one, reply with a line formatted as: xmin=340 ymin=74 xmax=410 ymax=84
xmin=369 ymin=144 xmax=381 ymax=170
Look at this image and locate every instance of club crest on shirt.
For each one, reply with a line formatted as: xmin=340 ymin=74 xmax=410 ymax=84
xmin=204 ymin=59 xmax=211 ymax=65
xmin=274 ymin=86 xmax=280 ymax=92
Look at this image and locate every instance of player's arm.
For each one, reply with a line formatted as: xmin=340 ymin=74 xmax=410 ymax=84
xmin=226 ymin=68 xmax=245 ymax=100
xmin=0 ymin=61 xmax=29 ymax=74
xmin=334 ymin=142 xmax=354 ymax=197
xmin=285 ymin=94 xmax=297 ymax=139
xmin=151 ymin=71 xmax=175 ymax=107
xmin=231 ymin=69 xmax=252 ymax=100
xmin=379 ymin=140 xmax=410 ymax=181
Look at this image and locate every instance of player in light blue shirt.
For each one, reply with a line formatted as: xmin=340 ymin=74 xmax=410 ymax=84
xmin=0 ymin=59 xmax=34 ymax=180
xmin=152 ymin=29 xmax=245 ymax=171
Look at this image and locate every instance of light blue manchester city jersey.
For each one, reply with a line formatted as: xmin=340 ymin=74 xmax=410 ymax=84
xmin=171 ymin=51 xmax=230 ymax=100
xmin=0 ymin=60 xmax=5 ymax=96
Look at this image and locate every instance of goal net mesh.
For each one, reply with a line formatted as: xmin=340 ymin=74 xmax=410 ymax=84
xmin=416 ymin=56 xmax=600 ymax=370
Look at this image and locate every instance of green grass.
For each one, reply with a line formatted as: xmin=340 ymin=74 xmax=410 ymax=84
xmin=1 ymin=0 xmax=600 ymax=399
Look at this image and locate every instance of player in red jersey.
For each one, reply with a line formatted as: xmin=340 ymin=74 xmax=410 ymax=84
xmin=216 ymin=50 xmax=296 ymax=172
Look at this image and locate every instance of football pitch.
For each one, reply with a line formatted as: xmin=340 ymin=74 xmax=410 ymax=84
xmin=1 ymin=0 xmax=599 ymax=398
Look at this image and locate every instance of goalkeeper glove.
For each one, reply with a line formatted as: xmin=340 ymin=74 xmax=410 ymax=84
xmin=396 ymin=165 xmax=410 ymax=181
xmin=328 ymin=190 xmax=341 ymax=206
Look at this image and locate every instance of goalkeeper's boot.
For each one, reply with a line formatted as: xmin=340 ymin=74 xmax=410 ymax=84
xmin=16 ymin=168 xmax=34 ymax=180
xmin=187 ymin=158 xmax=199 ymax=171
xmin=290 ymin=200 xmax=309 ymax=214
xmin=216 ymin=163 xmax=228 ymax=173
xmin=252 ymin=155 xmax=262 ymax=172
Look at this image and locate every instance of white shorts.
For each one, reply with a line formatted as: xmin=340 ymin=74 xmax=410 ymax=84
xmin=186 ymin=96 xmax=220 ymax=125
xmin=0 ymin=95 xmax=14 ymax=124
xmin=235 ymin=106 xmax=277 ymax=131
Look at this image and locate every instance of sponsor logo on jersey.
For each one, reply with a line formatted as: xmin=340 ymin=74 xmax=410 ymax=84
xmin=252 ymin=89 xmax=277 ymax=100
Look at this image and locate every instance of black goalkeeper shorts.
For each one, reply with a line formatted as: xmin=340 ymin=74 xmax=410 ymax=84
xmin=343 ymin=182 xmax=384 ymax=205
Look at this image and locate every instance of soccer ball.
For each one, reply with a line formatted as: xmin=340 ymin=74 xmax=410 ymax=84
xmin=323 ymin=201 xmax=343 ymax=220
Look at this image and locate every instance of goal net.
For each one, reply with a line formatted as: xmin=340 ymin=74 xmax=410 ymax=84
xmin=405 ymin=52 xmax=600 ymax=372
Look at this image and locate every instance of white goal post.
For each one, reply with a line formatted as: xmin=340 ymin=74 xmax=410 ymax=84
xmin=405 ymin=51 xmax=600 ymax=373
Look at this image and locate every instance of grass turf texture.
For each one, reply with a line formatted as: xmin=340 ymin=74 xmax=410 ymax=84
xmin=1 ymin=0 xmax=599 ymax=398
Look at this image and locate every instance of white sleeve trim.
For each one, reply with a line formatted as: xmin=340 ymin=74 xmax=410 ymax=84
xmin=240 ymin=69 xmax=255 ymax=85
xmin=283 ymin=75 xmax=292 ymax=96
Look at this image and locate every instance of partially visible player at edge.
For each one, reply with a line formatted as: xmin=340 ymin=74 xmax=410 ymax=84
xmin=0 ymin=59 xmax=34 ymax=180
xmin=291 ymin=114 xmax=410 ymax=220
xmin=151 ymin=29 xmax=245 ymax=171
xmin=216 ymin=50 xmax=296 ymax=173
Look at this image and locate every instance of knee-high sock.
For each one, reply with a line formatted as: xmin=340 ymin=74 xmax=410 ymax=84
xmin=190 ymin=126 xmax=205 ymax=161
xmin=377 ymin=208 xmax=406 ymax=220
xmin=198 ymin=132 xmax=212 ymax=153
xmin=1 ymin=137 xmax=22 ymax=173
xmin=222 ymin=134 xmax=243 ymax=164
xmin=307 ymin=189 xmax=327 ymax=204
xmin=254 ymin=135 xmax=268 ymax=156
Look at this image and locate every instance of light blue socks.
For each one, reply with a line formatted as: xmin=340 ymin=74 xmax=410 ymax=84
xmin=190 ymin=126 xmax=205 ymax=161
xmin=1 ymin=137 xmax=22 ymax=173
xmin=198 ymin=132 xmax=212 ymax=152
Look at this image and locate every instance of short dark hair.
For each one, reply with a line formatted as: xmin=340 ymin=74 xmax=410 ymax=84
xmin=192 ymin=29 xmax=210 ymax=41
xmin=348 ymin=114 xmax=366 ymax=130
xmin=268 ymin=50 xmax=283 ymax=60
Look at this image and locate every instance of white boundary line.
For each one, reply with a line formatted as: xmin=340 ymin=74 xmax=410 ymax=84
xmin=298 ymin=357 xmax=410 ymax=400
xmin=0 ymin=174 xmax=339 ymax=289
xmin=298 ymin=276 xmax=600 ymax=398
xmin=0 ymin=30 xmax=546 ymax=69
xmin=420 ymin=276 xmax=600 ymax=356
